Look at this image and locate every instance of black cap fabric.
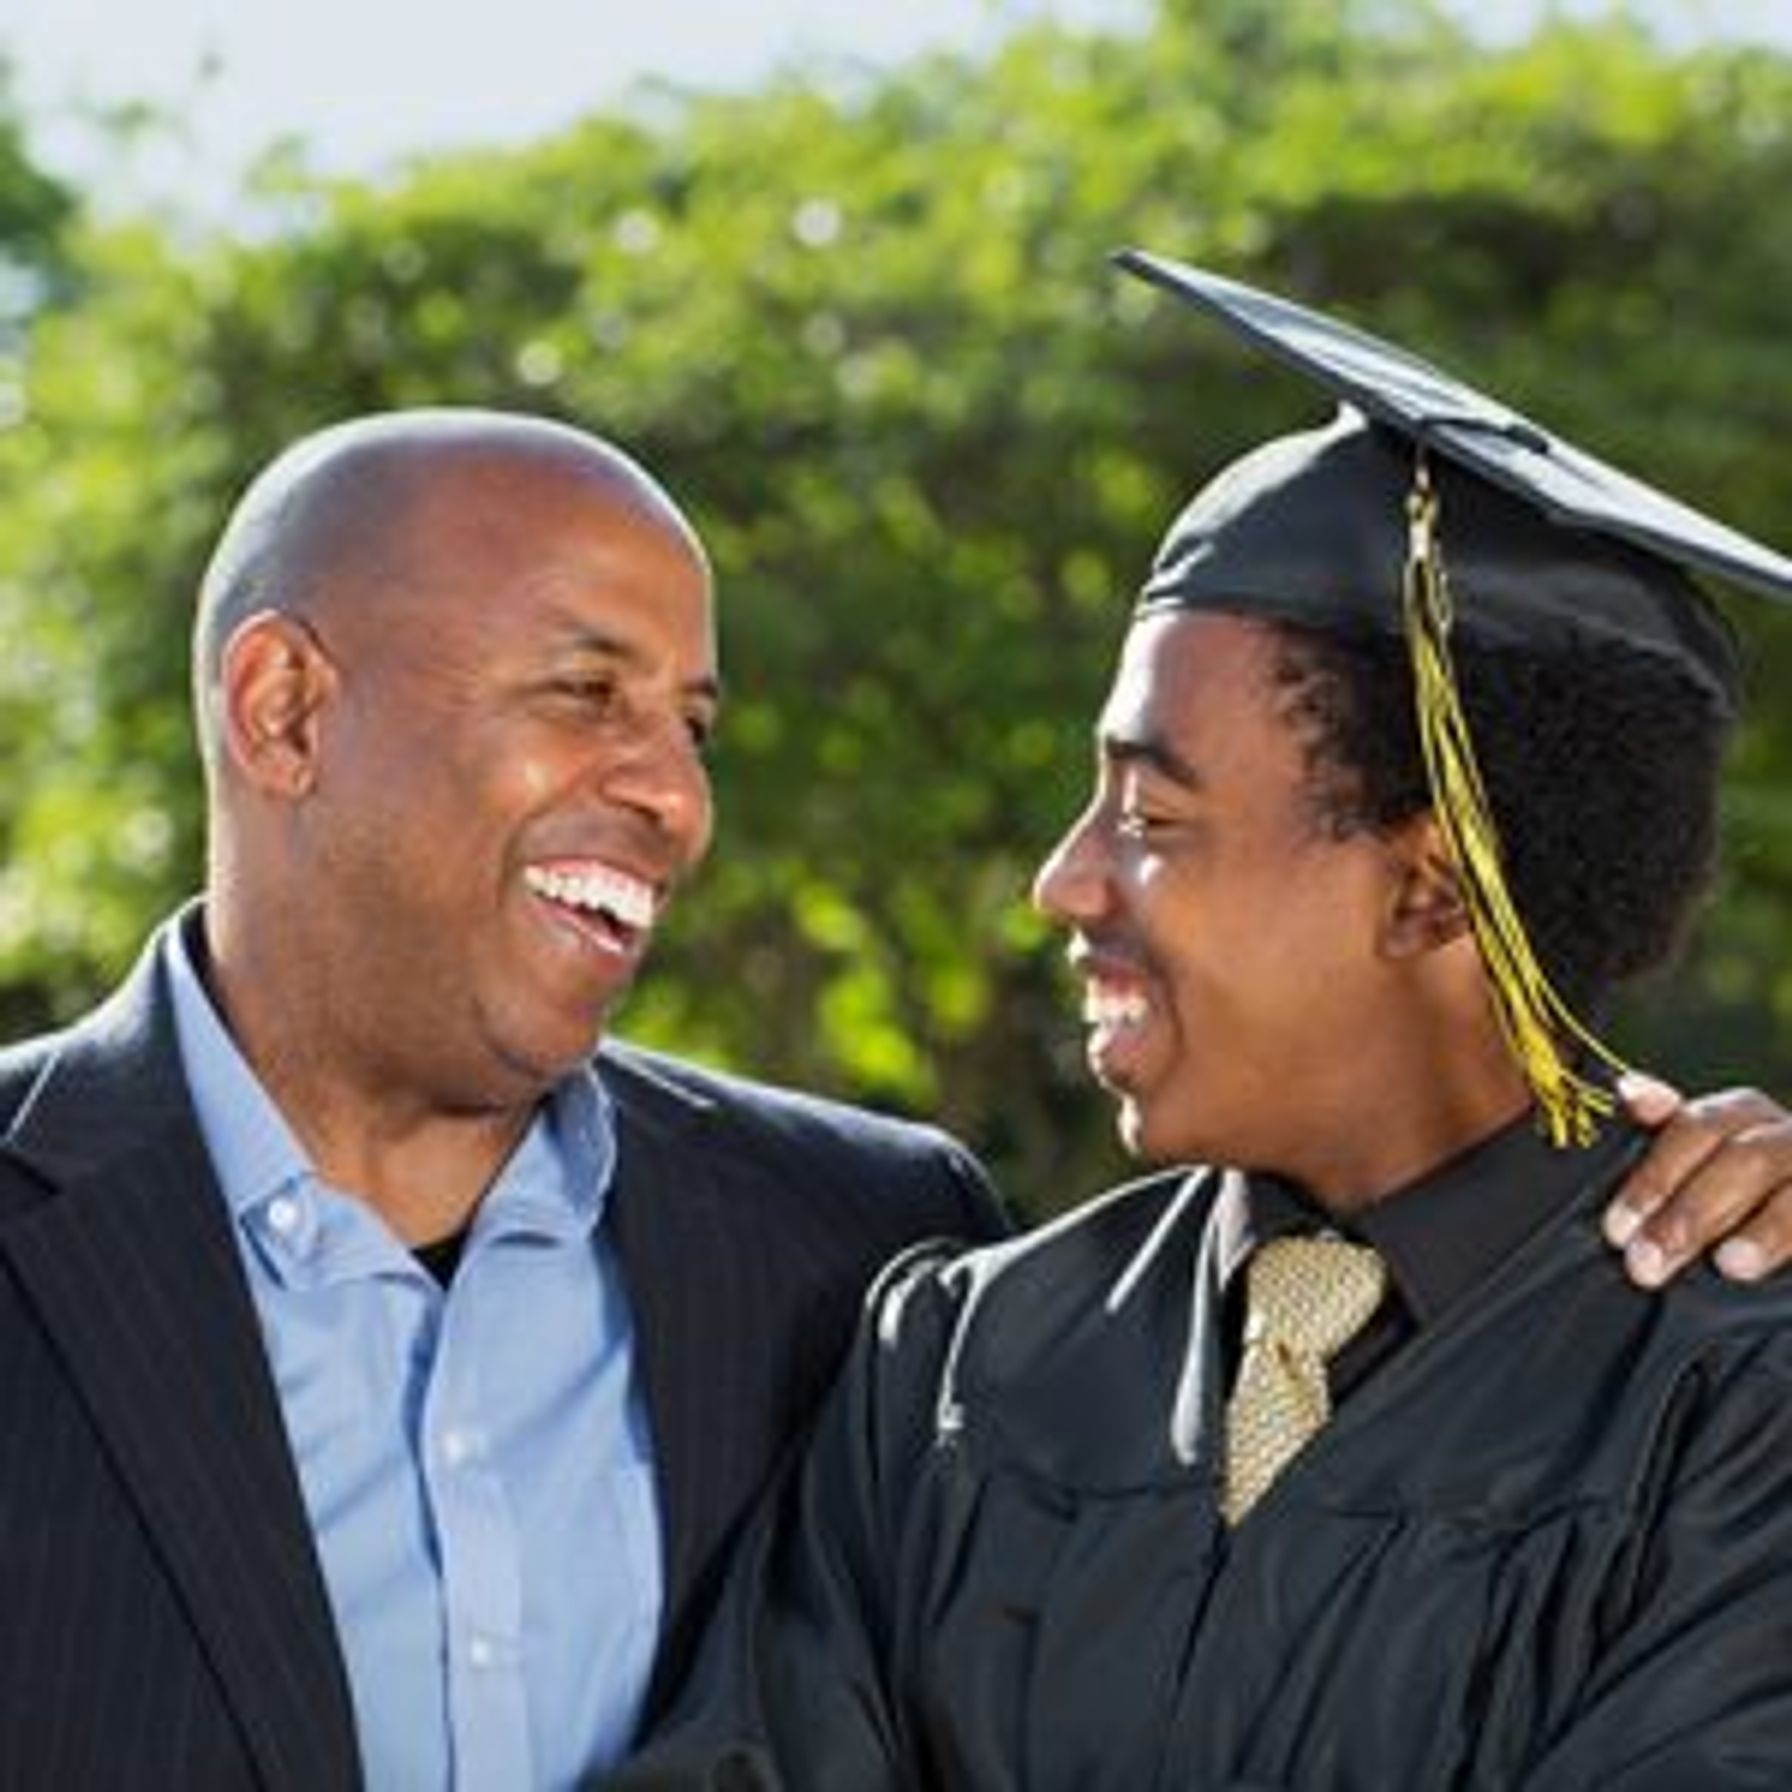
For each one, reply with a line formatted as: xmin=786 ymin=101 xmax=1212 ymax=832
xmin=1116 ymin=249 xmax=1792 ymax=715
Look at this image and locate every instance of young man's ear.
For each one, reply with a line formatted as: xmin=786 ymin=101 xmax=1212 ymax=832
xmin=1381 ymin=813 xmax=1472 ymax=958
xmin=217 ymin=611 xmax=336 ymax=799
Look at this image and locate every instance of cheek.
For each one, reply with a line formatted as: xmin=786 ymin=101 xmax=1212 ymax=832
xmin=687 ymin=782 xmax=716 ymax=863
xmin=510 ymin=754 xmax=559 ymax=807
xmin=1238 ymin=864 xmax=1389 ymax=1011
xmin=462 ymin=727 xmax=573 ymax=815
xmin=1132 ymin=849 xmax=1266 ymax=954
xmin=1146 ymin=851 xmax=1371 ymax=1003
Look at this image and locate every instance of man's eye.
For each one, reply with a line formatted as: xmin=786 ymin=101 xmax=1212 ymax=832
xmin=554 ymin=675 xmax=619 ymax=707
xmin=684 ymin=712 xmax=717 ymax=754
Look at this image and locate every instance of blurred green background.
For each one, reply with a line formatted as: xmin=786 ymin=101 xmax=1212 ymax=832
xmin=2 ymin=0 xmax=1788 ymax=1213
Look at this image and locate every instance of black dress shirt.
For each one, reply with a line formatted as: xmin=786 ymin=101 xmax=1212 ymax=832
xmin=1215 ymin=1111 xmax=1649 ymax=1398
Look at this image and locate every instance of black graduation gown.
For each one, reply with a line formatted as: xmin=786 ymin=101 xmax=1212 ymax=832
xmin=611 ymin=1144 xmax=1792 ymax=1790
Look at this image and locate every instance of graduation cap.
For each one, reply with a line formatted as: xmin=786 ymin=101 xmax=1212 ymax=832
xmin=1113 ymin=248 xmax=1792 ymax=1146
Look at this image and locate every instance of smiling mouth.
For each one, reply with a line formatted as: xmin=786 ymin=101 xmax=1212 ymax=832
xmin=524 ymin=861 xmax=661 ymax=957
xmin=1083 ymin=982 xmax=1151 ymax=1031
xmin=1077 ymin=971 xmax=1157 ymax=1086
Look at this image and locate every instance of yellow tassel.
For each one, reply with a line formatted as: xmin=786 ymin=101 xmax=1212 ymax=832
xmin=1402 ymin=455 xmax=1628 ymax=1148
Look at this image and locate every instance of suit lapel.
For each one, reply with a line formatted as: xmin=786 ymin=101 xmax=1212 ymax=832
xmin=0 ymin=937 xmax=359 ymax=1791
xmin=610 ymin=1088 xmax=748 ymax=1602
xmin=606 ymin=1070 xmax=791 ymax=1708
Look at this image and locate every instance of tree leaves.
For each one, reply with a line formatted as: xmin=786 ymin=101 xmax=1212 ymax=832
xmin=1 ymin=3 xmax=1788 ymax=1206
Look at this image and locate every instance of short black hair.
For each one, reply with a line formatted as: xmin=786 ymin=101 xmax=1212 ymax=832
xmin=1268 ymin=622 xmax=1731 ymax=1011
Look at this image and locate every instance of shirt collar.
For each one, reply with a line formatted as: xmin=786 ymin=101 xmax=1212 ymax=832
xmin=1232 ymin=1111 xmax=1647 ymax=1326
xmin=165 ymin=913 xmax=313 ymax=1222
xmin=480 ymin=1064 xmax=616 ymax=1243
xmin=163 ymin=914 xmax=618 ymax=1257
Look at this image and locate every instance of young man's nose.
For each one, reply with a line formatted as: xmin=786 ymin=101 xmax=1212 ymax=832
xmin=1032 ymin=808 xmax=1110 ymax=925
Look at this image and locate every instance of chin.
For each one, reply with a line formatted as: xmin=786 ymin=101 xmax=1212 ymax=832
xmin=1119 ymin=1098 xmax=1228 ymax=1171
xmin=1115 ymin=1098 xmax=1159 ymax=1163
xmin=486 ymin=1012 xmax=613 ymax=1096
xmin=540 ymin=1018 xmax=611 ymax=1076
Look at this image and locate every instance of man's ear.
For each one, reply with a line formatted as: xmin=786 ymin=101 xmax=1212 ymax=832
xmin=1381 ymin=813 xmax=1472 ymax=959
xmin=218 ymin=611 xmax=336 ymax=799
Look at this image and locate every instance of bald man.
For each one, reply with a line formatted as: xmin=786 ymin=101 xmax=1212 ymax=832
xmin=0 ymin=411 xmax=1004 ymax=1791
xmin=0 ymin=411 xmax=1783 ymax=1791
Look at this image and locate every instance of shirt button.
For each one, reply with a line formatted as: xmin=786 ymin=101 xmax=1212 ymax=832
xmin=467 ymin=1634 xmax=496 ymax=1670
xmin=266 ymin=1195 xmax=302 ymax=1236
xmin=441 ymin=1428 xmax=482 ymax=1467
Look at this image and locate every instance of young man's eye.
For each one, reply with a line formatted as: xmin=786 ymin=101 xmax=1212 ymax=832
xmin=1117 ymin=809 xmax=1166 ymax=841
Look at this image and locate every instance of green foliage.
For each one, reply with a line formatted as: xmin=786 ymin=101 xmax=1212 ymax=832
xmin=2 ymin=2 xmax=1789 ymax=1207
xmin=0 ymin=61 xmax=76 ymax=330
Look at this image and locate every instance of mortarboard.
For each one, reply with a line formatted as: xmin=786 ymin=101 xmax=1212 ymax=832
xmin=1112 ymin=248 xmax=1792 ymax=1145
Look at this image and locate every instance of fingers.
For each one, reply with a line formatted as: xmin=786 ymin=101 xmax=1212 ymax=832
xmin=1604 ymin=1083 xmax=1792 ymax=1288
xmin=1611 ymin=1068 xmax=1683 ymax=1130
xmin=1601 ymin=1072 xmax=1694 ymax=1256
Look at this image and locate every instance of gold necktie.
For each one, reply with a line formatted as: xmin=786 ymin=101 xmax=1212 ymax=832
xmin=1222 ymin=1235 xmax=1387 ymax=1525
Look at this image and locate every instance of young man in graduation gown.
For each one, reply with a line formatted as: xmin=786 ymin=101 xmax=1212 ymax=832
xmin=611 ymin=260 xmax=1792 ymax=1789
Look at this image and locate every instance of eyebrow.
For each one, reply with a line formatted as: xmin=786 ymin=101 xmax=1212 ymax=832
xmin=555 ymin=622 xmax=723 ymax=707
xmin=1100 ymin=729 xmax=1205 ymax=793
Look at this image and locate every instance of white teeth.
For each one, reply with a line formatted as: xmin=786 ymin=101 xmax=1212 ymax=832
xmin=525 ymin=864 xmax=657 ymax=930
xmin=1084 ymin=986 xmax=1150 ymax=1029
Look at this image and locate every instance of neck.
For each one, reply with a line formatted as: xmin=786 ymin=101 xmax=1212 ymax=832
xmin=1276 ymin=999 xmax=1534 ymax=1215
xmin=201 ymin=900 xmax=538 ymax=1245
xmin=1290 ymin=1083 xmax=1534 ymax=1215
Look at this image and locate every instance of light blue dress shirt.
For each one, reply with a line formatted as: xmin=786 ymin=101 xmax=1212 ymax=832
xmin=166 ymin=926 xmax=663 ymax=1789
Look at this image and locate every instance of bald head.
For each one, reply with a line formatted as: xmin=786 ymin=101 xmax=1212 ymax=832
xmin=192 ymin=408 xmax=704 ymax=765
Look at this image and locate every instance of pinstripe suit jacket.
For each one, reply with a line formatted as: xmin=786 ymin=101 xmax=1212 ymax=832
xmin=0 ymin=922 xmax=1005 ymax=1789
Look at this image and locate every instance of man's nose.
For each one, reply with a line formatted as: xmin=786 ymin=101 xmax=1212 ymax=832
xmin=602 ymin=719 xmax=714 ymax=863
